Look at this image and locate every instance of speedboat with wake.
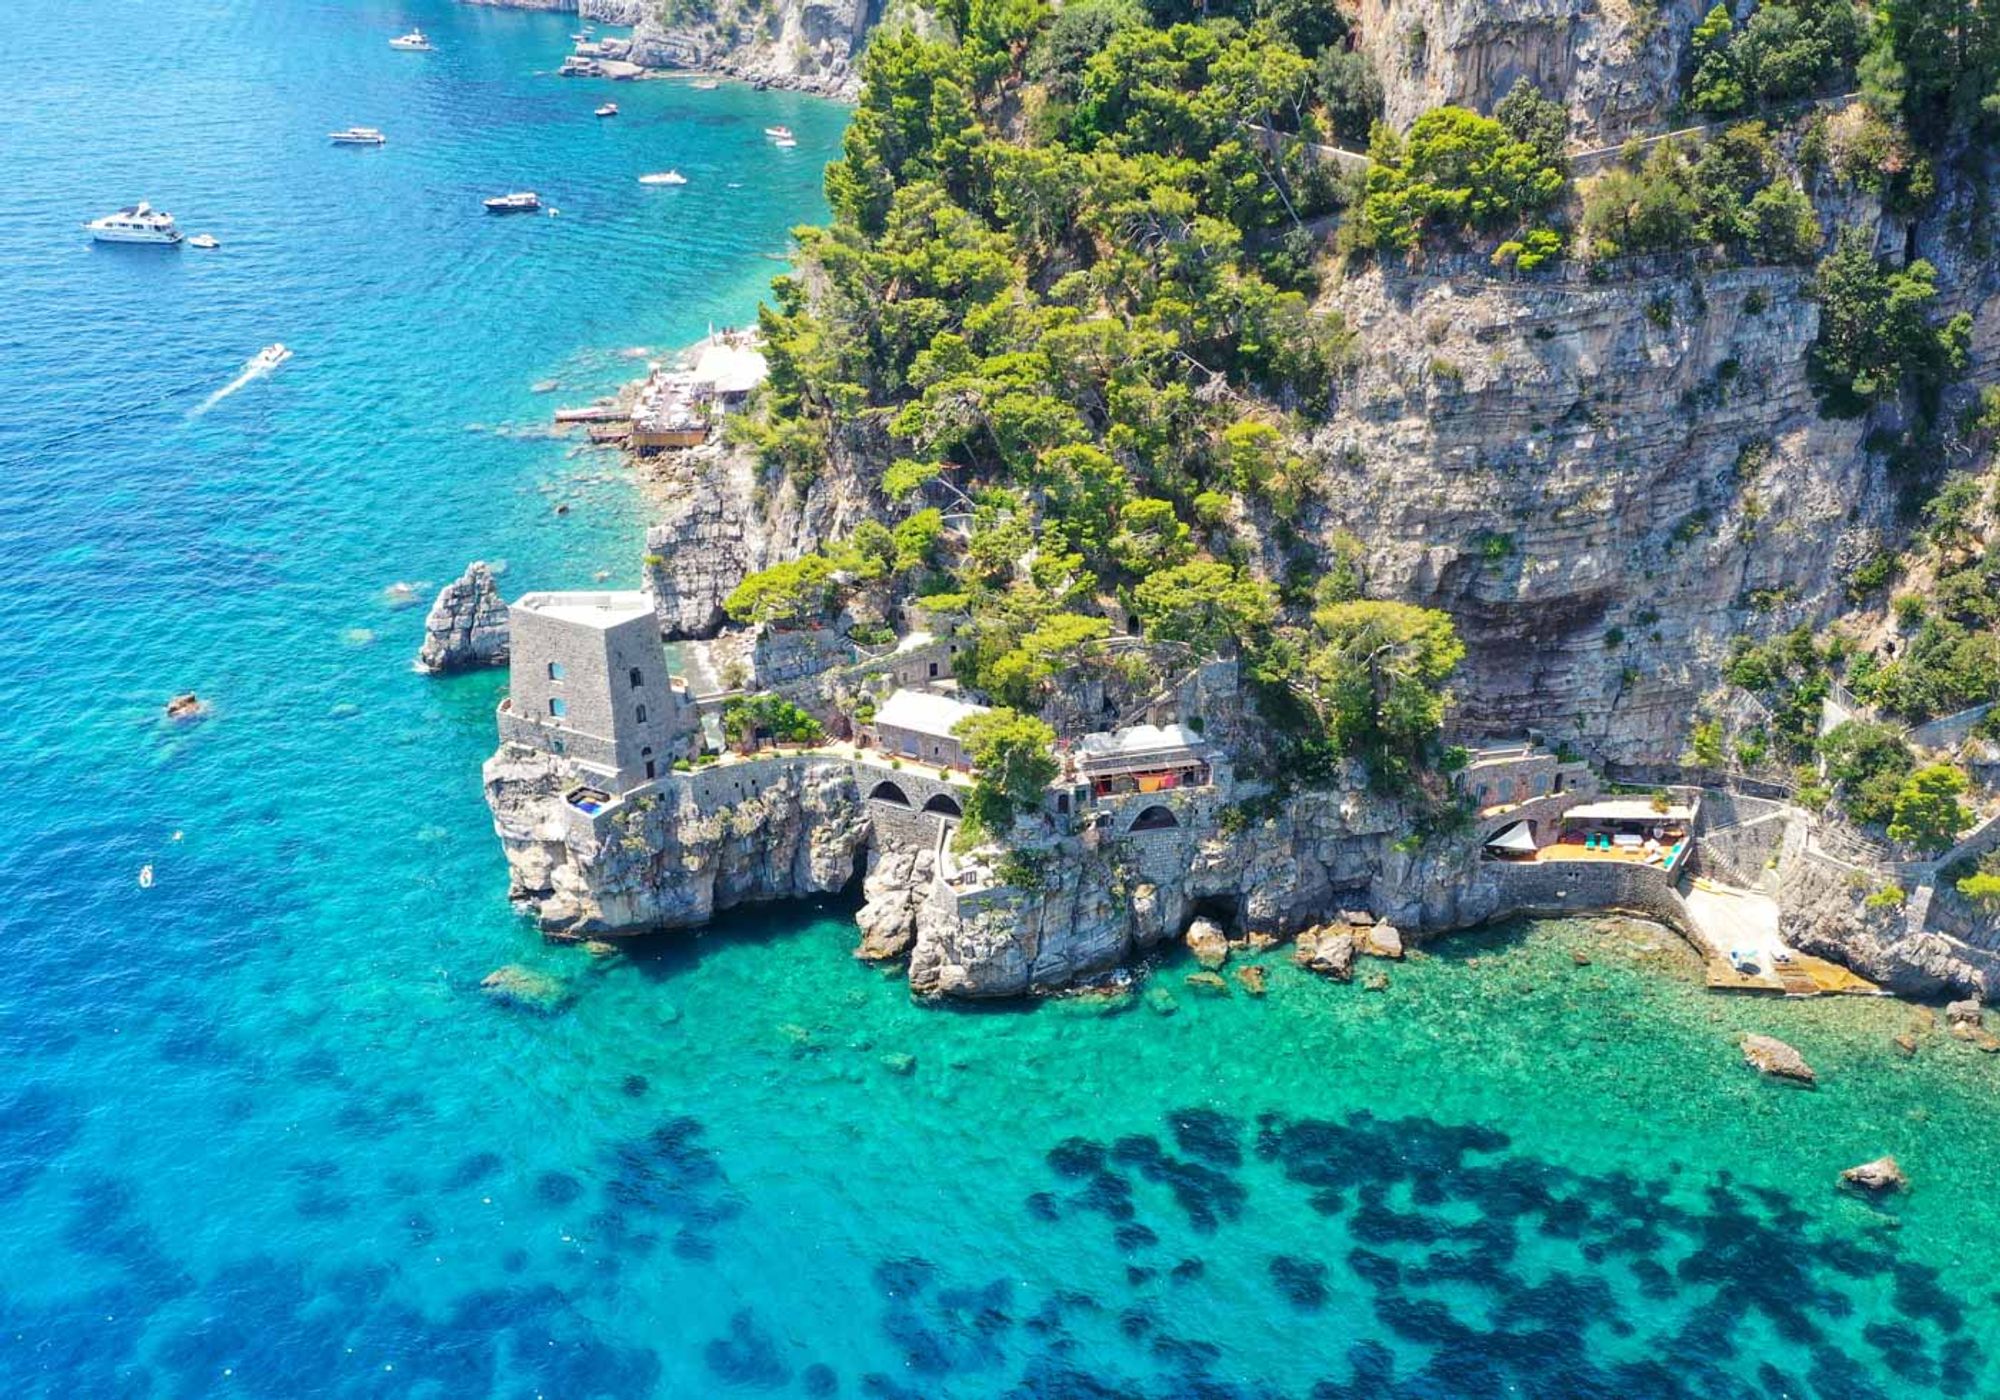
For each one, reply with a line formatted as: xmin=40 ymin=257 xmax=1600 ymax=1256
xmin=253 ymin=344 xmax=293 ymax=371
xmin=84 ymin=201 xmax=182 ymax=244
xmin=484 ymin=191 xmax=542 ymax=213
xmin=638 ymin=171 xmax=686 ymax=185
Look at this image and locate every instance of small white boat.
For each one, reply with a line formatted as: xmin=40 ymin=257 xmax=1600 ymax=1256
xmin=595 ymin=103 xmax=618 ymax=118
xmin=691 ymin=79 xmax=719 ymax=90
xmin=139 ymin=864 xmax=154 ymax=889
xmin=389 ymin=29 xmax=433 ymax=51
xmin=638 ymin=171 xmax=687 ymax=185
xmin=484 ymin=191 xmax=542 ymax=213
xmin=188 ymin=233 xmax=220 ymax=249
xmin=773 ymin=136 xmax=797 ymax=149
xmin=764 ymin=126 xmax=792 ymax=139
xmin=330 ymin=126 xmax=387 ymax=145
xmin=253 ymin=343 xmax=293 ymax=371
xmin=84 ymin=201 xmax=182 ymax=245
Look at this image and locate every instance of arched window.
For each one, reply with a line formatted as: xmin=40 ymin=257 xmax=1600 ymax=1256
xmin=549 ymin=697 xmax=567 ymax=719
xmin=548 ymin=662 xmax=565 ymax=681
xmin=629 ymin=667 xmax=644 ymax=689
xmin=642 ymin=746 xmax=656 ymax=781
xmin=636 ymin=704 xmax=648 ymax=724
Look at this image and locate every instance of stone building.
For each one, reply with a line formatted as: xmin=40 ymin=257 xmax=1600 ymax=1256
xmin=866 ymin=689 xmax=988 ymax=770
xmin=1073 ymin=722 xmax=1214 ymax=799
xmin=496 ymin=591 xmax=697 ymax=793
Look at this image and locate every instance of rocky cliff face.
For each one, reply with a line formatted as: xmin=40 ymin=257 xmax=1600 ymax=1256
xmin=484 ymin=748 xmax=870 ymax=933
xmin=1294 ymin=259 xmax=1884 ymax=763
xmin=463 ymin=0 xmax=651 ymax=19
xmin=1779 ymin=851 xmax=2000 ymax=1000
xmin=628 ymin=0 xmax=873 ymax=96
xmin=1352 ymin=0 xmax=1701 ymax=143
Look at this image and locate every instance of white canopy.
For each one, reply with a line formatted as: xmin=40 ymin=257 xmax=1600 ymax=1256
xmin=1562 ymin=798 xmax=1693 ymax=823
xmin=1484 ymin=821 xmax=1537 ymax=853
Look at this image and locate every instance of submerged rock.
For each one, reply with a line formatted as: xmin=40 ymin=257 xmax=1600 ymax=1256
xmin=1235 ymin=965 xmax=1268 ymax=997
xmin=1741 ymin=1033 xmax=1816 ymax=1086
xmin=1185 ymin=918 xmax=1230 ymax=971
xmin=1840 ymin=1156 xmax=1908 ymax=1194
xmin=1185 ymin=971 xmax=1230 ymax=997
xmin=479 ymin=965 xmax=572 ymax=1014
xmin=1294 ymin=929 xmax=1355 ymax=982
xmin=416 ymin=561 xmax=509 ymax=674
xmin=879 ymin=1052 xmax=916 ymax=1076
xmin=1946 ymin=998 xmax=1984 ymax=1031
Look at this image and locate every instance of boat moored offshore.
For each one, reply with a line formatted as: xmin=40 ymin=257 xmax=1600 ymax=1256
xmin=595 ymin=103 xmax=618 ymax=118
xmin=483 ymin=191 xmax=542 ymax=213
xmin=329 ymin=126 xmax=388 ymax=145
xmin=84 ymin=201 xmax=183 ymax=245
xmin=389 ymin=29 xmax=433 ymax=51
xmin=637 ymin=171 xmax=687 ymax=185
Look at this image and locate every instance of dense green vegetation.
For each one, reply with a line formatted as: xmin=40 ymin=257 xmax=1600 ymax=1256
xmin=722 ymin=693 xmax=827 ymax=749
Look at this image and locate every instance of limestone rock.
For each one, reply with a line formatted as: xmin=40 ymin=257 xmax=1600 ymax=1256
xmin=479 ymin=965 xmax=571 ymax=1014
xmin=1892 ymin=1033 xmax=1918 ymax=1057
xmin=165 ymin=692 xmax=205 ymax=721
xmin=1294 ymin=929 xmax=1355 ymax=982
xmin=1839 ymin=1156 xmax=1908 ymax=1194
xmin=1741 ymin=1034 xmax=1816 ymax=1086
xmin=417 ymin=562 xmax=509 ymax=674
xmin=1946 ymin=998 xmax=1984 ymax=1030
xmin=1363 ymin=923 xmax=1405 ymax=960
xmin=1185 ymin=918 xmax=1230 ymax=971
xmin=879 ymin=1052 xmax=916 ymax=1076
xmin=1184 ymin=971 xmax=1230 ymax=997
xmin=1235 ymin=965 xmax=1268 ymax=997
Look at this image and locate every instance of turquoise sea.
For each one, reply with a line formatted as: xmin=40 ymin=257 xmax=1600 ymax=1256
xmin=4 ymin=2 xmax=2000 ymax=1395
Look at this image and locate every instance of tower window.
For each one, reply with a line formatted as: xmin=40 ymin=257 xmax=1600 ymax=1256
xmin=549 ymin=697 xmax=567 ymax=719
xmin=636 ymin=704 xmax=648 ymax=724
xmin=548 ymin=662 xmax=565 ymax=681
xmin=629 ymin=667 xmax=644 ymax=689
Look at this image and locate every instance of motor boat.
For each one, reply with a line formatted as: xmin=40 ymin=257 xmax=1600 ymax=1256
xmin=329 ymin=126 xmax=387 ymax=145
xmin=389 ymin=29 xmax=433 ymax=51
xmin=84 ymin=201 xmax=182 ymax=244
xmin=253 ymin=344 xmax=293 ymax=371
xmin=773 ymin=136 xmax=798 ymax=148
xmin=188 ymin=233 xmax=220 ymax=249
xmin=595 ymin=103 xmax=618 ymax=118
xmin=484 ymin=191 xmax=542 ymax=213
xmin=764 ymin=126 xmax=792 ymax=139
xmin=691 ymin=79 xmax=719 ymax=90
xmin=638 ymin=171 xmax=686 ymax=185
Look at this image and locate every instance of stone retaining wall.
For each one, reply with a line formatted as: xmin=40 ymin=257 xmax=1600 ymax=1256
xmin=1489 ymin=859 xmax=1693 ymax=936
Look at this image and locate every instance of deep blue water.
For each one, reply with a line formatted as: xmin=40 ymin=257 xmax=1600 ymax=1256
xmin=6 ymin=2 xmax=2000 ymax=1396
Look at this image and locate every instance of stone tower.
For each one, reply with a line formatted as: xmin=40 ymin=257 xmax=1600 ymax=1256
xmin=497 ymin=591 xmax=696 ymax=791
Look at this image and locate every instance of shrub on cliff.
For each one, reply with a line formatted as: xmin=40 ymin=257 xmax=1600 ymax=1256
xmin=1359 ymin=106 xmax=1565 ymax=253
xmin=1886 ymin=762 xmax=1971 ymax=853
xmin=953 ymin=707 xmax=1060 ymax=835
xmin=1808 ymin=228 xmax=1970 ymax=415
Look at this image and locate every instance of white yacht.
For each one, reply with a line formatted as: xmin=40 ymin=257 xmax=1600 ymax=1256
xmin=188 ymin=233 xmax=220 ymax=249
xmin=253 ymin=344 xmax=293 ymax=371
xmin=84 ymin=202 xmax=182 ymax=245
xmin=389 ymin=29 xmax=433 ymax=51
xmin=764 ymin=125 xmax=792 ymax=139
xmin=595 ymin=103 xmax=618 ymax=118
xmin=329 ymin=126 xmax=387 ymax=145
xmin=484 ymin=191 xmax=542 ymax=213
xmin=638 ymin=171 xmax=687 ymax=185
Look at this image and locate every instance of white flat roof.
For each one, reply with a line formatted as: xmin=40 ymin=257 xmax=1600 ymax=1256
xmin=1077 ymin=722 xmax=1205 ymax=761
xmin=514 ymin=590 xmax=655 ymax=628
xmin=875 ymin=688 xmax=988 ymax=738
xmin=693 ymin=338 xmax=768 ymax=395
xmin=1563 ymin=799 xmax=1694 ymax=822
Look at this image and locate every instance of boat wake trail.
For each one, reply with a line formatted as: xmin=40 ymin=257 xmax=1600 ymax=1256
xmin=190 ymin=344 xmax=292 ymax=416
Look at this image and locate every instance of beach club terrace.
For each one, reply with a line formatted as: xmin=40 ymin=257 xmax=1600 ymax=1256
xmin=1487 ymin=794 xmax=1698 ymax=873
xmin=1073 ymin=723 xmax=1213 ymax=797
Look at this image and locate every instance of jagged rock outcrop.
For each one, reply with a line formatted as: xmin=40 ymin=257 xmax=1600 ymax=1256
xmin=855 ymin=846 xmax=933 ymax=961
xmin=629 ymin=0 xmax=876 ymax=95
xmin=1294 ymin=928 xmax=1357 ymax=981
xmin=1779 ymin=850 xmax=2000 ymax=1002
xmin=462 ymin=0 xmax=649 ymax=18
xmin=1840 ymin=1155 xmax=1908 ymax=1194
xmin=1352 ymin=0 xmax=1702 ymax=143
xmin=417 ymin=562 xmax=510 ymax=674
xmin=1741 ymin=1033 xmax=1816 ymax=1085
xmin=484 ymin=747 xmax=868 ymax=934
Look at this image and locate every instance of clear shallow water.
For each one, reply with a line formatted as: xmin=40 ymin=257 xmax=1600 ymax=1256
xmin=4 ymin=3 xmax=2000 ymax=1397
